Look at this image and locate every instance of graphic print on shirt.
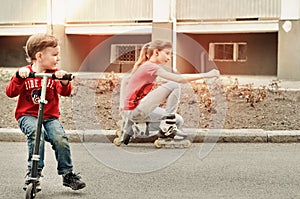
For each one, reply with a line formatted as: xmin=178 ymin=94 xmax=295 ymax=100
xmin=24 ymin=78 xmax=55 ymax=104
xmin=31 ymin=89 xmax=41 ymax=104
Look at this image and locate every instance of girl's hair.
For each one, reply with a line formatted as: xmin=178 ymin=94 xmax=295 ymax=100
xmin=149 ymin=39 xmax=173 ymax=52
xmin=133 ymin=42 xmax=151 ymax=70
xmin=25 ymin=33 xmax=59 ymax=63
xmin=132 ymin=40 xmax=172 ymax=72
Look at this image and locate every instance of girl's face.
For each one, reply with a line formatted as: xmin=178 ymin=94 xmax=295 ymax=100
xmin=154 ymin=48 xmax=172 ymax=65
xmin=38 ymin=46 xmax=61 ymax=70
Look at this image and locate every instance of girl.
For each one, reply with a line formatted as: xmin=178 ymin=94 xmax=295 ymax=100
xmin=121 ymin=39 xmax=219 ymax=140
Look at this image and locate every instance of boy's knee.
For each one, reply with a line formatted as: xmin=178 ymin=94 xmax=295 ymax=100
xmin=24 ymin=129 xmax=36 ymax=139
xmin=53 ymin=134 xmax=69 ymax=148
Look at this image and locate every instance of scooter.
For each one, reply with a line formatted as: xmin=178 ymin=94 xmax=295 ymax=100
xmin=17 ymin=71 xmax=73 ymax=199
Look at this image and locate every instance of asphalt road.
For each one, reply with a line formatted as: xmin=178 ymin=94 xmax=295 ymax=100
xmin=1 ymin=142 xmax=300 ymax=199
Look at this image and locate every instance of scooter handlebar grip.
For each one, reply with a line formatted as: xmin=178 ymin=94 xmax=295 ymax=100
xmin=16 ymin=71 xmax=36 ymax=78
xmin=52 ymin=73 xmax=74 ymax=81
xmin=28 ymin=72 xmax=36 ymax=78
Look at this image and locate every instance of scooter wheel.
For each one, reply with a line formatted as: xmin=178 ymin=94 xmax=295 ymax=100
xmin=25 ymin=183 xmax=35 ymax=199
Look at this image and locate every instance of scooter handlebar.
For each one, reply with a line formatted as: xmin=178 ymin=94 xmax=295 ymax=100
xmin=16 ymin=71 xmax=74 ymax=81
xmin=51 ymin=73 xmax=74 ymax=81
xmin=16 ymin=71 xmax=36 ymax=78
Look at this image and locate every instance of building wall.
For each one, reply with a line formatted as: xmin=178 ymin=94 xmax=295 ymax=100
xmin=0 ymin=0 xmax=47 ymax=24
xmin=0 ymin=32 xmax=278 ymax=76
xmin=0 ymin=0 xmax=280 ymax=24
xmin=278 ymin=20 xmax=300 ymax=80
xmin=177 ymin=0 xmax=280 ymax=21
xmin=65 ymin=34 xmax=151 ymax=72
xmin=177 ymin=33 xmax=278 ymax=75
xmin=65 ymin=0 xmax=152 ymax=23
xmin=1 ymin=0 xmax=299 ymax=79
xmin=0 ymin=36 xmax=28 ymax=67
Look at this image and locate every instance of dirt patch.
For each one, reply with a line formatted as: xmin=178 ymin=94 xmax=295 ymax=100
xmin=1 ymin=69 xmax=300 ymax=131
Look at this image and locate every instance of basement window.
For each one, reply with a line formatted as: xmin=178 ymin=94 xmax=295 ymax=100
xmin=209 ymin=42 xmax=247 ymax=62
xmin=110 ymin=44 xmax=144 ymax=64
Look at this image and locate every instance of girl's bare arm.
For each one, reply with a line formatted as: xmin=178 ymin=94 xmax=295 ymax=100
xmin=155 ymin=68 xmax=220 ymax=83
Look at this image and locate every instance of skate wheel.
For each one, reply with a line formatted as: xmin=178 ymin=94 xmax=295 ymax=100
xmin=115 ymin=129 xmax=121 ymax=137
xmin=154 ymin=139 xmax=162 ymax=148
xmin=184 ymin=140 xmax=191 ymax=148
xmin=113 ymin=137 xmax=122 ymax=147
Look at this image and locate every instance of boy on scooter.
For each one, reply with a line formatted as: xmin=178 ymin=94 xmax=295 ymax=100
xmin=6 ymin=33 xmax=86 ymax=192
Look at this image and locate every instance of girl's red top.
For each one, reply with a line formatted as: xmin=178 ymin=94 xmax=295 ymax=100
xmin=124 ymin=61 xmax=159 ymax=110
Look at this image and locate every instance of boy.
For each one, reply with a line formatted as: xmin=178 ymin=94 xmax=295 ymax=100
xmin=6 ymin=33 xmax=86 ymax=191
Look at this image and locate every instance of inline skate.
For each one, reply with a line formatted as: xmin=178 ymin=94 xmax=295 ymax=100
xmin=154 ymin=114 xmax=191 ymax=148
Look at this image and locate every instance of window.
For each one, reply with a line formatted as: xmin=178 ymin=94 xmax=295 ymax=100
xmin=110 ymin=44 xmax=143 ymax=64
xmin=209 ymin=42 xmax=247 ymax=62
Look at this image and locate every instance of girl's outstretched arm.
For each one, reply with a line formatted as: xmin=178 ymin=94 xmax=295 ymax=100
xmin=155 ymin=68 xmax=220 ymax=83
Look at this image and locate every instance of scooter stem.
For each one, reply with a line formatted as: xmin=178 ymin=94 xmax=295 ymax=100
xmin=31 ymin=75 xmax=48 ymax=179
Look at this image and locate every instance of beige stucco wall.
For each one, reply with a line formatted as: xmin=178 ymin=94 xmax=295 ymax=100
xmin=278 ymin=20 xmax=300 ymax=80
xmin=177 ymin=33 xmax=278 ymax=76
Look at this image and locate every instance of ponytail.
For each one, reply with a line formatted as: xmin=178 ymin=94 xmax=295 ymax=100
xmin=132 ymin=42 xmax=150 ymax=72
xmin=132 ymin=40 xmax=172 ymax=73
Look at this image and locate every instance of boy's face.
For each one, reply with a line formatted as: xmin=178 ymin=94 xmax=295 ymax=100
xmin=38 ymin=46 xmax=61 ymax=70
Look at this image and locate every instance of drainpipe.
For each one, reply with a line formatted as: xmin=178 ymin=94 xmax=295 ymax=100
xmin=47 ymin=0 xmax=54 ymax=35
xmin=170 ymin=0 xmax=177 ymax=72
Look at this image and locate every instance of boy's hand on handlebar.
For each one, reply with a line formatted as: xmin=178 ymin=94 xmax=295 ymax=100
xmin=55 ymin=70 xmax=68 ymax=79
xmin=17 ymin=67 xmax=30 ymax=78
xmin=55 ymin=70 xmax=70 ymax=86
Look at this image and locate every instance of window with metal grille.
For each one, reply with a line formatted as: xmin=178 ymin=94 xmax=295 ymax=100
xmin=110 ymin=44 xmax=143 ymax=64
xmin=209 ymin=42 xmax=247 ymax=62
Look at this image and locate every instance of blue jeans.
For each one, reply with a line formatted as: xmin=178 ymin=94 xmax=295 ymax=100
xmin=18 ymin=116 xmax=73 ymax=175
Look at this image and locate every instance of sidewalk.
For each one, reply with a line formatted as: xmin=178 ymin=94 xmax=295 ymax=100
xmin=226 ymin=75 xmax=300 ymax=91
xmin=1 ymin=128 xmax=300 ymax=143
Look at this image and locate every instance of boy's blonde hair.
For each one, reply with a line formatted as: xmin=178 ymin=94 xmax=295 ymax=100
xmin=25 ymin=33 xmax=59 ymax=63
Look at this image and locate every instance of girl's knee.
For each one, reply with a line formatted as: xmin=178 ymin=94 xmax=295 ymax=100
xmin=128 ymin=108 xmax=146 ymax=122
xmin=165 ymin=81 xmax=181 ymax=90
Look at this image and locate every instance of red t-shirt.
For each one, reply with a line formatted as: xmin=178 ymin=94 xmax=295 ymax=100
xmin=5 ymin=65 xmax=72 ymax=120
xmin=124 ymin=61 xmax=159 ymax=110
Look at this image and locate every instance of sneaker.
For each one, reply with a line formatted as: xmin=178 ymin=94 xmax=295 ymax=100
xmin=63 ymin=172 xmax=86 ymax=190
xmin=23 ymin=170 xmax=42 ymax=192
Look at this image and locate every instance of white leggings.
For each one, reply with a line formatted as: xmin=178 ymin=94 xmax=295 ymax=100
xmin=125 ymin=81 xmax=184 ymax=128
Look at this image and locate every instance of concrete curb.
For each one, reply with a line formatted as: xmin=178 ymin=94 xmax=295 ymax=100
xmin=1 ymin=128 xmax=300 ymax=143
xmin=266 ymin=130 xmax=300 ymax=143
